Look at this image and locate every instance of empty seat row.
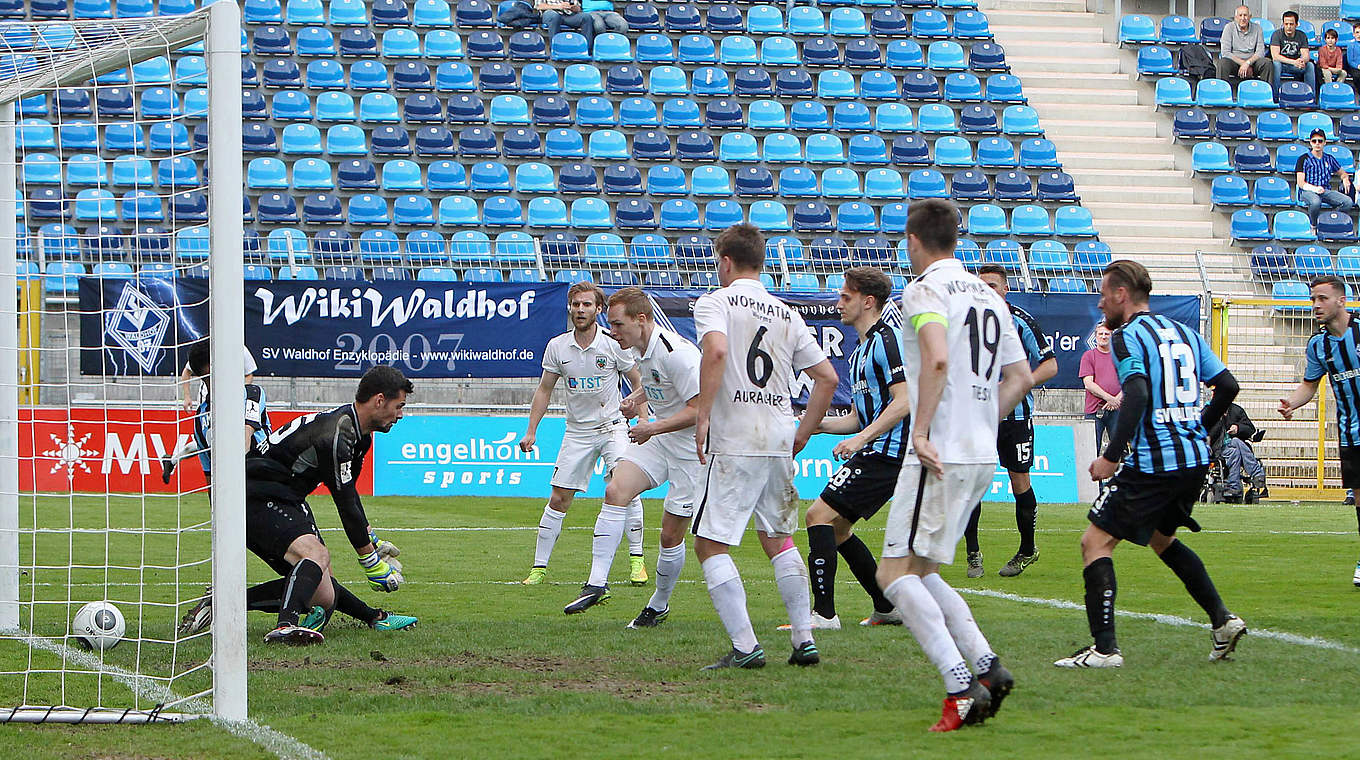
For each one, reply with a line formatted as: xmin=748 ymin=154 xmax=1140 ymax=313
xmin=18 ymin=188 xmax=207 ymax=223
xmin=1156 ymin=77 xmax=1356 ymax=111
xmin=1231 ymin=209 xmax=1357 ymax=243
xmin=1251 ymin=243 xmax=1360 ymax=279
xmin=21 ymin=153 xmax=202 ymax=188
xmin=1173 ymin=108 xmax=1360 ymax=142
xmin=3 ymin=0 xmax=198 ymax=20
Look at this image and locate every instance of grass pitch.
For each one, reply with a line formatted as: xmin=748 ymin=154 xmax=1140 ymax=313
xmin=3 ymin=495 xmax=1359 ymax=759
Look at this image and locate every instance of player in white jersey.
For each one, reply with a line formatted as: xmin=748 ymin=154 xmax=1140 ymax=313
xmin=691 ymin=224 xmax=839 ymax=670
xmin=563 ymin=288 xmax=704 ymax=625
xmin=520 ymin=282 xmax=648 ymax=586
xmin=876 ymin=199 xmax=1034 ymax=732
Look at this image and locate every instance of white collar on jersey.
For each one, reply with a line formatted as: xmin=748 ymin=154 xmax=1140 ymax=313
xmin=565 ymin=325 xmax=608 ymax=353
xmin=917 ymin=256 xmax=964 ymax=279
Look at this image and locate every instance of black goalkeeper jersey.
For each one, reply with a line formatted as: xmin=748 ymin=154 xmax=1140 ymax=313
xmin=247 ymin=403 xmax=372 ymax=551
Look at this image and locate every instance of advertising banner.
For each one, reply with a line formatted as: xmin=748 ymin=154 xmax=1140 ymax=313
xmin=373 ymin=415 xmax=1080 ymax=504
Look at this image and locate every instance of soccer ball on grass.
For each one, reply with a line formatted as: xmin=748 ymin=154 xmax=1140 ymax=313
xmin=72 ymin=601 xmax=125 ymax=651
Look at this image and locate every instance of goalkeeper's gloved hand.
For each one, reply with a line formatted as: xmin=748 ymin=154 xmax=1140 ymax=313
xmin=369 ymin=529 xmax=401 ymax=560
xmin=359 ymin=551 xmax=404 ymax=592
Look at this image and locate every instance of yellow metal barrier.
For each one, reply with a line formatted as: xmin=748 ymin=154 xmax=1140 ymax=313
xmin=17 ymin=279 xmax=39 ymax=405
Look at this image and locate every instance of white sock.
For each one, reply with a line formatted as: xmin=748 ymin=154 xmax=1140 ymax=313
xmin=921 ymin=572 xmax=996 ymax=673
xmin=532 ymin=505 xmax=567 ymax=568
xmin=647 ymin=542 xmax=685 ymax=611
xmin=883 ymin=575 xmax=972 ymax=694
xmin=771 ymin=546 xmax=813 ymax=647
xmin=587 ymin=503 xmax=628 ymax=587
xmin=625 ymin=497 xmax=644 ymax=556
xmin=701 ymin=553 xmax=759 ymax=653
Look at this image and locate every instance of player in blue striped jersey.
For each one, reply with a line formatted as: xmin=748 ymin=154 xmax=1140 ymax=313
xmin=795 ymin=268 xmax=909 ymax=631
xmin=1279 ymin=274 xmax=1360 ymax=586
xmin=1056 ymin=261 xmax=1247 ymax=669
xmin=962 ymin=265 xmax=1058 ymax=579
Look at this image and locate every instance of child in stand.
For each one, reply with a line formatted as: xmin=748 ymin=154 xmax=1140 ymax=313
xmin=1320 ymin=28 xmax=1347 ymax=84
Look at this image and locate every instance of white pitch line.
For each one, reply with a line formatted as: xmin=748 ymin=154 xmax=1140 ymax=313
xmin=958 ymin=588 xmax=1360 ymax=655
xmin=9 ymin=629 xmax=330 ymax=760
xmin=363 ymin=526 xmax=1358 ymax=536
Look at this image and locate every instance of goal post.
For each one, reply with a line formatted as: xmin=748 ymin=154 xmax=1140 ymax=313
xmin=0 ymin=1 xmax=245 ymax=724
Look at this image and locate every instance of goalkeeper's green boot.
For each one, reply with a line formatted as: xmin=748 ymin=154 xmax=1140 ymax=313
xmin=300 ymin=605 xmax=329 ymax=633
xmin=371 ymin=610 xmax=418 ymax=631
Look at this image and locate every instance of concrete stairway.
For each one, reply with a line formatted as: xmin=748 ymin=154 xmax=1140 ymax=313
xmin=980 ymin=0 xmax=1241 ymax=295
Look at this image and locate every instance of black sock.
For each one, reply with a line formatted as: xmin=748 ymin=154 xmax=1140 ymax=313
xmin=964 ymin=502 xmax=982 ymax=554
xmin=837 ymin=533 xmax=894 ymax=614
xmin=246 ymin=578 xmax=287 ymax=613
xmin=807 ymin=524 xmax=838 ymax=619
xmin=1158 ymin=540 xmax=1230 ymax=628
xmin=331 ymin=579 xmax=381 ymax=626
xmin=1015 ymin=489 xmax=1038 ymax=556
xmin=1354 ymin=506 xmax=1359 ymax=537
xmin=278 ymin=558 xmax=324 ymax=628
xmin=1083 ymin=557 xmax=1118 ymax=654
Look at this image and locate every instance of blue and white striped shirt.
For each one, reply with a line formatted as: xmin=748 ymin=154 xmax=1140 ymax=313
xmin=1005 ymin=304 xmax=1054 ymax=422
xmin=848 ymin=316 xmax=909 ymax=460
xmin=1111 ymin=312 xmax=1227 ymax=474
xmin=1305 ymin=312 xmax=1360 ymax=448
xmin=1296 ymin=151 xmax=1343 ymax=191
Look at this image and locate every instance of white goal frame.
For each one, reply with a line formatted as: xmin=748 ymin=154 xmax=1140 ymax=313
xmin=0 ymin=1 xmax=245 ymax=723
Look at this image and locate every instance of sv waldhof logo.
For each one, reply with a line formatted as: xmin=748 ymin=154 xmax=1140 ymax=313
xmin=103 ymin=283 xmax=171 ymax=373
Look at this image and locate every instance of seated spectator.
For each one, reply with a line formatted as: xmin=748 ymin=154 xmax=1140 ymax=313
xmin=1215 ymin=5 xmax=1271 ymax=84
xmin=498 ymin=0 xmax=540 ymax=27
xmin=1210 ymin=403 xmax=1267 ymax=503
xmin=585 ymin=0 xmax=627 ymax=34
xmin=1345 ymin=20 xmax=1360 ymax=93
xmin=539 ymin=0 xmax=594 ymax=51
xmin=1320 ymin=28 xmax=1347 ymax=85
xmin=1296 ymin=128 xmax=1355 ymax=228
xmin=1271 ymin=10 xmax=1315 ymax=97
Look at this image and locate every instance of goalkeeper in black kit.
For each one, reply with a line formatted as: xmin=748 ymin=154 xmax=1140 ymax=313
xmin=183 ymin=366 xmax=418 ymax=645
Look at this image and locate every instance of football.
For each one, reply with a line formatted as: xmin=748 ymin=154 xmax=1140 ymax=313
xmin=71 ymin=601 xmax=125 ymax=652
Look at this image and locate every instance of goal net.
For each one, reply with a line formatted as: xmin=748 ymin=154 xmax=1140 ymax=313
xmin=0 ymin=1 xmax=245 ymax=723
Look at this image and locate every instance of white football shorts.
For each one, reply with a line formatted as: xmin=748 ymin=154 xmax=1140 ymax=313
xmin=550 ymin=421 xmax=629 ymax=492
xmin=882 ymin=462 xmax=995 ymax=565
xmin=622 ymin=431 xmax=701 ymax=517
xmin=692 ymin=454 xmax=799 ymax=546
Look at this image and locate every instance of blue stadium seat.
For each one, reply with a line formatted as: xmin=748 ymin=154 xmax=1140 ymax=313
xmin=1210 ymin=174 xmax=1250 ymax=207
xmin=1275 ymin=143 xmax=1307 ymax=173
xmin=994 ymin=170 xmax=1034 ymax=201
xmin=747 ymin=4 xmax=784 ymax=33
xmin=1230 ymin=80 xmax=1274 ymax=109
xmin=1028 ymin=239 xmax=1070 ymax=274
xmin=296 ymin=27 xmax=337 ymax=57
xmin=967 ymin=204 xmax=1008 ymax=235
xmin=328 ymin=0 xmax=368 ymax=24
xmin=821 ymin=167 xmax=861 ymax=198
xmin=969 ymin=41 xmax=1008 ymax=72
xmin=1173 ymin=107 xmax=1211 ymax=139
xmin=719 ymin=132 xmax=760 ymax=163
xmin=749 ymin=200 xmax=790 ymax=231
xmin=1054 ymin=206 xmax=1097 ymax=237
xmin=1071 ymin=240 xmax=1112 ymax=273
xmin=837 ymin=202 xmax=877 ymax=234
xmin=1278 ymin=81 xmax=1315 ymax=109
xmin=510 ymin=160 xmax=554 ymax=193
xmin=678 ymin=34 xmax=717 ymax=64
xmin=676 ymin=130 xmax=716 ymax=160
xmin=749 ymin=100 xmax=788 ymax=130
xmin=1136 ymin=45 xmax=1176 ymax=76
xmin=449 ymin=230 xmax=492 ymax=262
xmin=1191 ymin=141 xmax=1231 ymax=174
xmin=848 ymin=134 xmax=889 ymax=165
xmin=414 ymin=0 xmax=453 ymax=27
xmin=629 ymin=129 xmax=670 ymax=161
xmin=645 ymin=165 xmax=687 ymax=196
xmin=844 ymin=39 xmax=883 ymax=68
xmin=1232 ymin=141 xmax=1272 ymax=173
xmin=942 ymin=72 xmax=983 ymax=103
xmin=1318 ymin=212 xmax=1357 ymax=243
xmin=692 ymin=165 xmax=733 ymax=196
xmin=660 ymin=199 xmax=701 ymax=230
xmin=526 ymin=197 xmax=569 ymax=228
xmin=305 ymin=60 xmax=345 ymax=88
xmin=635 ymin=34 xmax=675 ymax=65
xmin=778 ymin=167 xmax=818 ymax=198
xmin=390 ymin=195 xmax=434 ymax=225
xmin=1155 ymin=77 xmax=1194 ymax=107
xmin=1273 ymin=210 xmax=1316 ymax=242
xmin=870 ymin=8 xmax=908 ymax=37
xmin=907 ymin=168 xmax=948 ymax=199
xmin=570 ymin=197 xmax=612 ymax=228
xmin=588 ymin=129 xmax=628 ymax=159
xmin=481 ymin=195 xmax=523 ymax=226
xmin=358 ymin=229 xmax=401 ymax=263
xmin=253 ymin=26 xmax=294 ymax=57
xmin=337 ymin=28 xmax=379 ymax=58
xmin=983 ymin=240 xmax=1023 ymax=268
xmin=953 ymin=10 xmax=991 ymax=40
xmin=961 ymin=104 xmax=1000 ymax=135
xmin=1230 ymin=209 xmax=1270 ymax=241
xmin=763 ymin=133 xmax=803 ymax=163
xmin=788 ymin=6 xmax=825 ymax=34
xmin=1298 ymin=111 xmax=1336 ymax=141
xmin=372 ymin=0 xmax=410 ymax=25
xmin=1292 ymin=244 xmax=1335 ymax=276
xmin=456 ymin=0 xmax=494 ymax=26
xmin=1198 ymin=16 xmax=1228 ymax=45
xmin=1119 ymin=14 xmax=1157 ymax=44
xmin=257 ymin=192 xmax=299 ymax=224
xmin=1159 ymin=14 xmax=1197 ymax=44
xmin=931 ymin=136 xmax=972 ymax=167
xmin=913 ymin=9 xmax=949 ymax=38
xmin=624 ymin=2 xmax=660 ymax=30
xmin=1010 ymin=204 xmax=1052 ymax=236
xmin=247 ymin=158 xmax=288 ymax=190
xmin=785 ymin=101 xmax=827 ymax=131
xmin=927 ymin=41 xmax=967 ymax=71
xmin=245 ymin=0 xmax=283 ymax=22
xmin=950 ymin=168 xmax=991 ymax=201
xmin=1252 ymin=176 xmax=1293 ymax=208
xmin=793 ymin=201 xmax=833 ymax=232
xmin=775 ymin=68 xmax=814 ymax=98
xmin=664 ymin=3 xmax=700 ymax=31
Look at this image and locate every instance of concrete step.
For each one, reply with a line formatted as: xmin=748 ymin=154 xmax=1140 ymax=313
xmin=989 ymin=25 xmax=1105 ymax=43
xmin=1098 ymin=235 xmax=1234 ymax=252
xmin=1031 ymin=102 xmax=1152 ymax=120
xmin=1079 ymin=186 xmax=1196 ymax=204
xmin=1095 ymin=219 xmax=1217 ymax=236
xmin=1000 ymin=40 xmax=1120 ymax=60
xmin=1048 ymin=134 xmax=1170 ymax=152
xmin=1058 ymin=151 xmax=1176 ymax=170
xmin=1002 ymin=57 xmax=1124 ymax=74
xmin=1009 ymin=71 xmax=1134 ymax=89
xmin=1082 ymin=202 xmax=1210 ymax=221
xmin=981 ymin=6 xmax=1099 ymax=23
xmin=1040 ymin=118 xmax=1159 ymax=137
xmin=1023 ymin=87 xmax=1140 ymax=105
xmin=1067 ymin=168 xmax=1191 ymax=186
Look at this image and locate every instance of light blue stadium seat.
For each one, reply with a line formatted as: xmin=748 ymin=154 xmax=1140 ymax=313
xmin=1136 ymin=45 xmax=1177 ymax=76
xmin=382 ymin=28 xmax=421 ymax=58
xmin=830 ymin=8 xmax=867 ymax=36
xmin=1119 ymin=14 xmax=1157 ymax=44
xmin=719 ymin=35 xmax=757 ymax=65
xmin=1210 ymin=174 xmax=1251 ymax=207
xmin=527 ymin=196 xmax=569 ymax=228
xmin=977 ymin=137 xmax=1017 ymax=168
xmin=1275 ymin=143 xmax=1307 ymax=173
xmin=1270 ymin=279 xmax=1311 ymax=313
xmin=1295 ymin=244 xmax=1337 ymax=274
xmin=677 ymin=34 xmax=716 ymax=64
xmin=1047 ymin=277 xmax=1087 ymax=293
xmin=886 ymin=39 xmax=925 ymax=70
xmin=1252 ymin=176 xmax=1294 ymax=207
xmin=1234 ymin=79 xmax=1275 ymax=108
xmin=436 ymin=196 xmax=478 ymax=227
xmin=788 ymin=6 xmax=825 ymax=35
xmin=934 ymin=136 xmax=974 ymax=167
xmin=315 ymin=92 xmax=356 ymax=123
xmin=748 ymin=200 xmax=790 ymax=231
xmin=1319 ymin=83 xmax=1357 ymax=111
xmin=570 ymin=197 xmax=612 ymax=229
xmin=1256 ymin=110 xmax=1295 ymax=141
xmin=761 ymin=36 xmax=800 ymax=66
xmin=1156 ymin=77 xmax=1194 ymax=107
xmin=1054 ymin=206 xmax=1097 ymax=237
xmin=448 ymin=230 xmax=492 ymax=263
xmin=359 ymin=92 xmax=400 ymax=123
xmin=717 ymin=132 xmax=758 ymax=163
xmin=968 ymin=204 xmax=1008 ymax=235
xmin=1027 ymin=239 xmax=1070 ymax=273
xmin=1000 ymin=105 xmax=1042 ymax=136
xmin=1230 ymin=209 xmax=1270 ymax=241
xmin=286 ymin=0 xmax=325 ymax=23
xmin=1191 ymin=141 xmax=1232 ymax=174
xmin=983 ymin=240 xmax=1023 ymax=268
xmin=306 ymin=60 xmax=345 ymax=89
xmin=1328 ymin=144 xmax=1356 ymax=174
xmin=328 ymin=0 xmax=368 ymax=24
xmin=943 ymin=72 xmax=983 ymax=103
xmin=247 ymin=157 xmax=288 ymax=189
xmin=424 ymin=30 xmax=462 ymax=59
xmin=1298 ymin=111 xmax=1336 ymax=141
xmin=390 ymin=195 xmax=434 ymax=225
xmin=953 ymin=10 xmax=991 ymax=40
xmin=927 ymin=41 xmax=967 ymax=71
xmin=821 ymin=167 xmax=861 ymax=198
xmin=692 ymin=165 xmax=733 ymax=196
xmin=913 ymin=9 xmax=949 ymax=38
xmin=703 ymin=199 xmax=742 ymax=230
xmin=296 ymin=27 xmax=337 ymax=57
xmin=74 ymin=189 xmax=116 ymax=222
xmin=277 ymin=265 xmax=320 ymax=281
xmin=413 ymin=0 xmax=453 ymax=27
xmin=747 ymin=4 xmax=784 ymax=33
xmin=1159 ymin=14 xmax=1197 ymax=44
xmin=1010 ymin=204 xmax=1052 ymax=235
xmin=915 ymin=103 xmax=956 ymax=135
xmin=1273 ymin=210 xmax=1316 ymax=241
xmin=637 ymin=33 xmax=675 ymax=63
xmin=292 ymin=158 xmax=335 ymax=190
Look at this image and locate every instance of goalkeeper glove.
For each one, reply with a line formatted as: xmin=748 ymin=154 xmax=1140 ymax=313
xmin=359 ymin=551 xmax=404 ymax=592
xmin=369 ymin=529 xmax=401 ymax=560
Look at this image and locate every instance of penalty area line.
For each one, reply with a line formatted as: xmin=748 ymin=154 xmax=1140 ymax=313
xmin=958 ymin=588 xmax=1360 ymax=655
xmin=8 ymin=630 xmax=330 ymax=760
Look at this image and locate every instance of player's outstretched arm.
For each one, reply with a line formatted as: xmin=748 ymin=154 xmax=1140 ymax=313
xmin=1091 ymin=374 xmax=1148 ymax=480
xmin=818 ymin=407 xmax=862 ymax=436
xmin=796 ymin=359 xmax=838 ymax=455
xmin=996 ymin=358 xmax=1036 ymax=422
xmin=1279 ymin=378 xmax=1320 ymax=420
xmin=520 ymin=371 xmax=559 ymax=452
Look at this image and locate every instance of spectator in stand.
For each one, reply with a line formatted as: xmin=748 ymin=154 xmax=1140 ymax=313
xmin=1319 ymin=28 xmax=1347 ymax=85
xmin=1215 ymin=5 xmax=1271 ymax=85
xmin=1296 ymin=128 xmax=1355 ymax=229
xmin=497 ymin=0 xmax=540 ymax=28
xmin=1345 ymin=21 xmax=1360 ymax=93
xmin=1271 ymin=10 xmax=1315 ymax=98
xmin=1079 ymin=324 xmax=1121 ymax=455
xmin=539 ymin=0 xmax=594 ymax=52
xmin=585 ymin=0 xmax=627 ymax=34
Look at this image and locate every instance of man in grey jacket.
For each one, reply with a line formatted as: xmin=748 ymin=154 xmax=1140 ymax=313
xmin=1215 ymin=5 xmax=1271 ymax=83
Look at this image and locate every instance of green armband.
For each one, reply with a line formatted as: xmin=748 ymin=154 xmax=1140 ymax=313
xmin=910 ymin=312 xmax=948 ymax=332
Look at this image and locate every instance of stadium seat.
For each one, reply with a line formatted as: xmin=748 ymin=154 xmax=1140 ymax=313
xmin=906 ymin=169 xmax=949 ymax=200
xmin=1319 ymin=212 xmax=1357 ymax=242
xmin=983 ymin=240 xmax=1023 ymax=267
xmin=1137 ymin=45 xmax=1177 ymax=76
xmin=1210 ymin=174 xmax=1251 ymax=208
xmin=967 ymin=204 xmax=1008 ymax=235
xmin=985 ymin=74 xmax=1026 ymax=105
xmin=1155 ymin=77 xmax=1195 ymax=107
xmin=1054 ymin=206 xmax=1097 ymax=237
xmin=1233 ymin=142 xmax=1272 ymax=174
xmin=1028 ymin=239 xmax=1070 ymax=274
xmin=414 ymin=0 xmax=453 ymax=27
xmin=1215 ymin=109 xmax=1254 ymax=140
xmin=969 ymin=42 xmax=1009 ymax=72
xmin=1229 ymin=209 xmax=1270 ymax=241
xmin=1191 ymin=141 xmax=1232 ymax=174
xmin=570 ymin=197 xmax=612 ymax=229
xmin=778 ymin=167 xmax=818 ymax=197
xmin=1159 ymin=14 xmax=1198 ymax=44
xmin=1298 ymin=112 xmax=1336 ymax=142
xmin=993 ymin=170 xmax=1033 ymax=201
xmin=624 ymin=2 xmax=660 ymax=30
xmin=1254 ymin=110 xmax=1294 ymax=141
xmin=1278 ymin=81 xmax=1315 ymax=109
xmin=1276 ymin=143 xmax=1307 ymax=173
xmin=1010 ymin=204 xmax=1052 ymax=236
xmin=977 ymin=137 xmax=1017 ymax=168
xmin=821 ymin=168 xmax=861 ymax=198
xmin=927 ymin=41 xmax=967 ymax=71
xmin=1248 ymin=176 xmax=1291 ymax=208
xmin=1119 ymin=14 xmax=1157 ymax=44
xmin=1072 ymin=240 xmax=1112 ymax=273
xmin=933 ymin=136 xmax=973 ymax=167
